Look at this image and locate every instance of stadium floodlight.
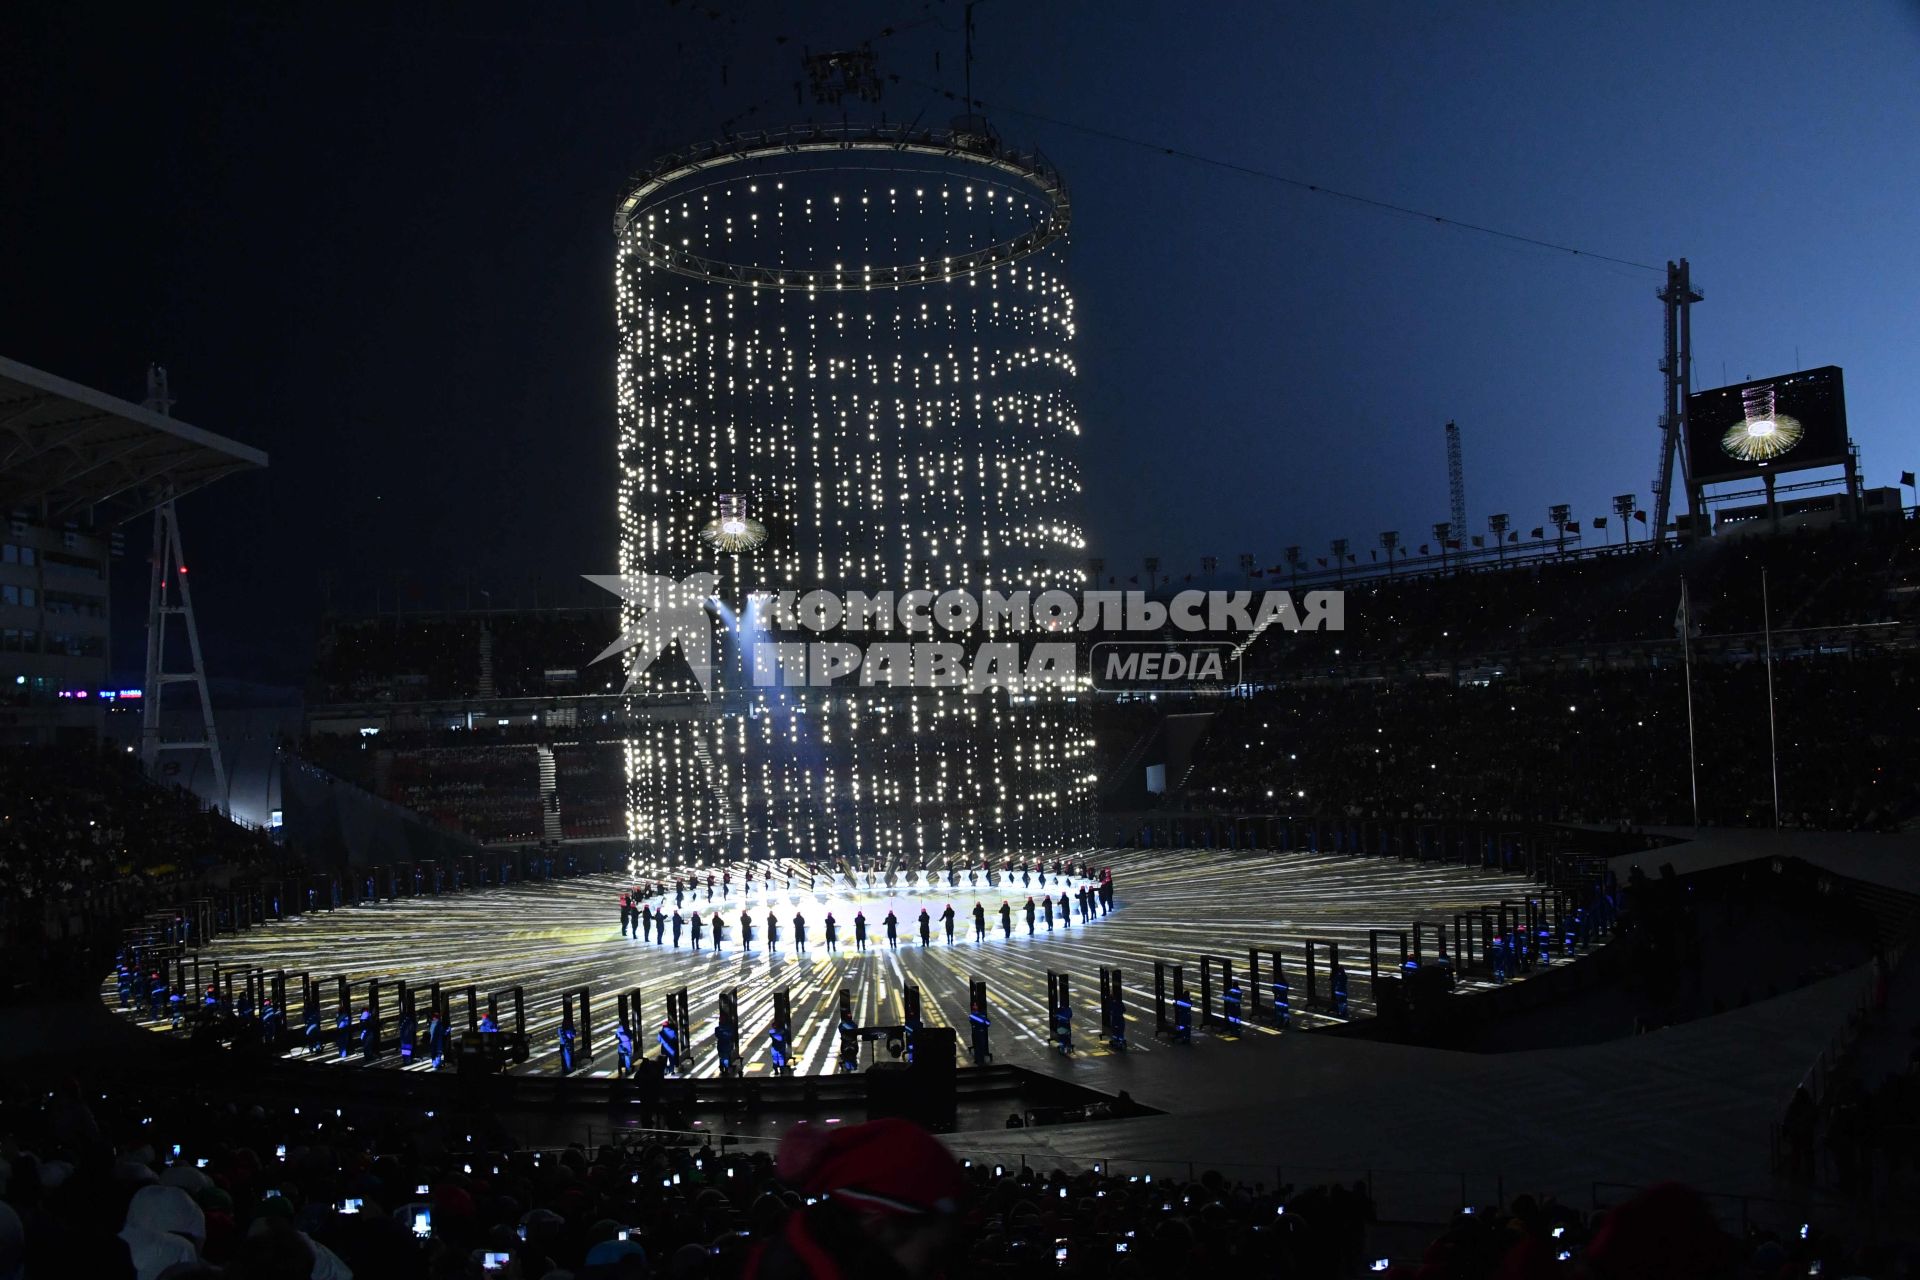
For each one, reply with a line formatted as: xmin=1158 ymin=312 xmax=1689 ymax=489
xmin=1612 ymin=494 xmax=1637 ymax=544
xmin=1487 ymin=514 xmax=1510 ymax=562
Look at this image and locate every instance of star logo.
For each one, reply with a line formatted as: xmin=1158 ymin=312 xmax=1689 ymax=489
xmin=584 ymin=572 xmax=721 ymax=694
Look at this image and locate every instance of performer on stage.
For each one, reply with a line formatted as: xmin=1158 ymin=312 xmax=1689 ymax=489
xmin=658 ymin=1015 xmax=680 ymax=1073
xmin=973 ymin=902 xmax=987 ymax=942
xmin=671 ymin=910 xmax=684 ymax=947
xmin=619 ymin=891 xmax=632 ymax=937
xmin=1043 ymin=896 xmax=1054 ymax=930
xmin=691 ymin=911 xmax=704 ymax=949
xmin=1000 ymin=901 xmax=1012 ymax=938
xmin=941 ymin=903 xmax=956 ymax=944
xmin=794 ymin=910 xmax=807 ymax=952
xmin=1058 ymin=891 xmax=1072 ymax=926
xmin=824 ymin=911 xmax=838 ymax=951
xmin=711 ymin=910 xmax=724 ymax=952
xmin=740 ymin=909 xmax=754 ymax=951
xmin=917 ymin=907 xmax=932 ymax=947
xmin=767 ymin=910 xmax=779 ymax=952
xmin=854 ymin=910 xmax=867 ymax=951
xmin=1025 ymin=896 xmax=1037 ymax=935
xmin=885 ymin=909 xmax=899 ymax=948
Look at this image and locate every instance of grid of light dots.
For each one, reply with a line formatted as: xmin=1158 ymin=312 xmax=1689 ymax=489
xmin=613 ymin=139 xmax=1094 ymax=874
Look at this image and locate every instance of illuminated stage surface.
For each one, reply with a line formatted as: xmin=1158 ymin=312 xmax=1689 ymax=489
xmin=112 ymin=848 xmax=1546 ymax=1079
xmin=90 ymin=832 xmax=1898 ymax=1220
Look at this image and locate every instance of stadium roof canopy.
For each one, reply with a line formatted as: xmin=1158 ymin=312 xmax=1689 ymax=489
xmin=0 ymin=354 xmax=267 ymax=526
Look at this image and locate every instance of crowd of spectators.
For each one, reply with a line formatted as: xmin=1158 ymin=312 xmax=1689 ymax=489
xmin=1239 ymin=518 xmax=1920 ymax=680
xmin=301 ymin=739 xmax=625 ymax=848
xmin=0 ymin=747 xmax=287 ymax=994
xmin=379 ymin=749 xmax=546 ymax=846
xmin=312 ymin=612 xmax=620 ymax=706
xmin=1166 ymin=650 xmax=1916 ymax=830
xmin=1 ymin=1065 xmax=1897 ymax=1279
xmin=554 ymin=746 xmax=626 ymax=842
xmin=0 ymin=746 xmax=275 ymax=902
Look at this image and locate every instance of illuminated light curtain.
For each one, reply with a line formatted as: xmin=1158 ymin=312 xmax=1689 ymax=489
xmin=613 ymin=127 xmax=1094 ymax=870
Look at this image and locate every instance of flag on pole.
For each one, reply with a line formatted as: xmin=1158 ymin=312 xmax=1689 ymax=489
xmin=1902 ymin=470 xmax=1917 ymax=488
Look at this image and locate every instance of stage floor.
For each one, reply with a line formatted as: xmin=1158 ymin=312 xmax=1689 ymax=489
xmin=112 ymin=848 xmax=1548 ymax=1079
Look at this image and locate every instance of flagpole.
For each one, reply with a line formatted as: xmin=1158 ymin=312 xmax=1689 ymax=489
xmin=1763 ymin=567 xmax=1781 ymax=828
xmin=1681 ymin=576 xmax=1700 ymax=828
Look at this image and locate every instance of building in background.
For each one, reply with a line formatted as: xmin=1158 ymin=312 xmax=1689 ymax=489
xmin=0 ymin=356 xmax=265 ymax=768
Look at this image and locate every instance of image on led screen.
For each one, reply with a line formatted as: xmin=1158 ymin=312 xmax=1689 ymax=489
xmin=1685 ymin=365 xmax=1847 ymax=483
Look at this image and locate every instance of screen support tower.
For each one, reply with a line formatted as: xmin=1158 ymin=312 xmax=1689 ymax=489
xmin=1444 ymin=420 xmax=1466 ymax=538
xmin=1653 ymin=259 xmax=1703 ymax=544
xmin=139 ymin=365 xmax=228 ymax=810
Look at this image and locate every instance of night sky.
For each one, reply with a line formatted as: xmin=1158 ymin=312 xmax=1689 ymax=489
xmin=3 ymin=2 xmax=1917 ymax=687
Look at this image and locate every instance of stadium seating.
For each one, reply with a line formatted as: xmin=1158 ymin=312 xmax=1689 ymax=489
xmin=0 ymin=1066 xmax=1883 ymax=1279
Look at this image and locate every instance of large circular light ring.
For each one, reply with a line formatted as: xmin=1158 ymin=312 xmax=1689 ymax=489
xmin=614 ymin=122 xmax=1072 ymax=291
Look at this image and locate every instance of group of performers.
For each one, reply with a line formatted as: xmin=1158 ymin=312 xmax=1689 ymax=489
xmin=614 ymin=858 xmax=1116 ymax=954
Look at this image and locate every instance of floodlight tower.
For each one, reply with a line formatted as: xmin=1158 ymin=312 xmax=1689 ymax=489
xmin=1653 ymin=260 xmax=1703 ymax=543
xmin=1445 ymin=420 xmax=1466 ymax=538
xmin=139 ymin=366 xmax=228 ymax=810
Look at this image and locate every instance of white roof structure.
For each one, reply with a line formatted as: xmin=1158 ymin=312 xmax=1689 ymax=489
xmin=0 ymin=354 xmax=267 ymax=525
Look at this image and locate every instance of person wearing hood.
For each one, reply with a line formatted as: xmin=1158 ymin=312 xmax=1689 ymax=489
xmin=120 ymin=1184 xmax=205 ymax=1280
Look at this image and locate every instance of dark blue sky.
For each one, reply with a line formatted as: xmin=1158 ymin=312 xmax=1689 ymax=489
xmin=3 ymin=2 xmax=1916 ymax=681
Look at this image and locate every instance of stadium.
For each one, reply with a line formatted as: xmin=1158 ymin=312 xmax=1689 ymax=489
xmin=4 ymin=9 xmax=1920 ymax=1279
